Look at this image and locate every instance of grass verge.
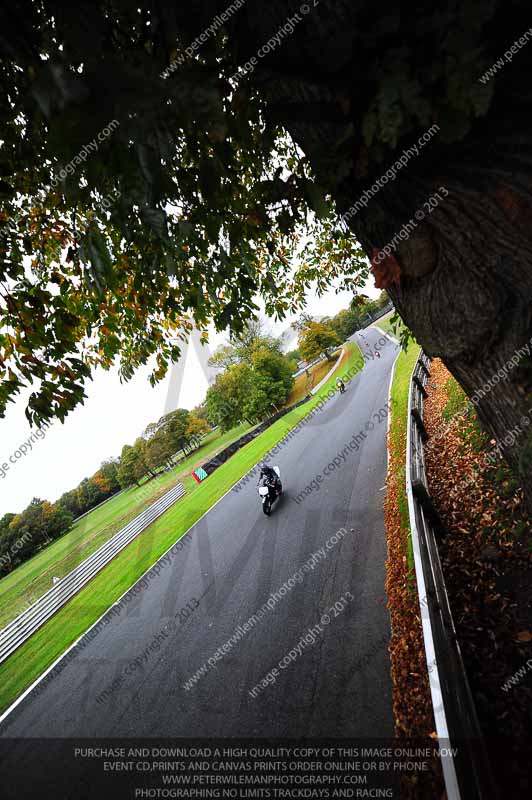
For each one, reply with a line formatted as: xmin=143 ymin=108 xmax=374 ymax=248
xmin=286 ymin=350 xmax=341 ymax=405
xmin=374 ymin=310 xmax=405 ymax=339
xmin=0 ymin=341 xmax=362 ymax=714
xmin=388 ymin=342 xmax=420 ymax=570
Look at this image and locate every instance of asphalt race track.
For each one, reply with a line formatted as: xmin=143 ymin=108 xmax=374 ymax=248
xmin=0 ymin=326 xmax=399 ymax=797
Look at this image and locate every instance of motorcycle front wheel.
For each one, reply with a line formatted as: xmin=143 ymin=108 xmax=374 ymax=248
xmin=262 ymin=498 xmax=272 ymax=515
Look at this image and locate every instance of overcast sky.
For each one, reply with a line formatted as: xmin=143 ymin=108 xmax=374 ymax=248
xmin=0 ymin=280 xmax=378 ymax=518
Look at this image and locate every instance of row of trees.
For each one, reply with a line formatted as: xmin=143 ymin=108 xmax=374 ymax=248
xmin=117 ymin=408 xmax=210 ymax=489
xmin=326 ymin=291 xmax=390 ymax=341
xmin=0 ymin=459 xmax=124 ymax=576
xmin=0 ymin=407 xmax=212 ymax=576
xmin=206 ymin=322 xmax=295 ymax=431
xmin=204 ymin=295 xmax=389 ymax=433
xmin=0 ymin=501 xmax=74 ymax=577
xmin=58 ymin=458 xmax=121 ymax=518
xmin=295 ymin=291 xmax=391 ymax=363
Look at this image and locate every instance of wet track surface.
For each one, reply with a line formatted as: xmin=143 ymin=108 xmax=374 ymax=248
xmin=0 ymin=327 xmax=399 ymax=797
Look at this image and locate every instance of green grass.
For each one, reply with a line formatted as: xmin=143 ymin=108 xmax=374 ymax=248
xmin=441 ymin=377 xmax=484 ymax=453
xmin=286 ymin=351 xmax=339 ymax=405
xmin=0 ymin=341 xmax=363 ymax=713
xmin=388 ymin=341 xmax=421 ymax=572
xmin=0 ymin=423 xmax=250 ymax=630
xmin=374 ymin=310 xmax=405 ymax=339
xmin=441 ymin=376 xmax=468 ymax=422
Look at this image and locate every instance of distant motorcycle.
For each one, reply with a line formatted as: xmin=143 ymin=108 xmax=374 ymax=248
xmin=337 ymin=380 xmax=346 ymax=394
xmin=258 ymin=466 xmax=282 ymax=515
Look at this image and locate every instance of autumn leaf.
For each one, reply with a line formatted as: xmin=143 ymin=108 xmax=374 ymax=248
xmin=494 ymin=187 xmax=522 ymax=218
xmin=371 ymin=248 xmax=401 ymax=288
xmin=246 ymin=212 xmax=263 ymax=226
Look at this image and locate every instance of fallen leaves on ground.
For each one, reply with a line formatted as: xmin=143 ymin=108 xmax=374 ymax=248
xmin=423 ymin=359 xmax=532 ymax=796
xmin=384 ymin=394 xmax=443 ymax=797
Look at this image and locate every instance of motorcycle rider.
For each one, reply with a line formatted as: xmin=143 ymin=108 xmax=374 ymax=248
xmin=258 ymin=463 xmax=281 ymax=488
xmin=336 ymin=377 xmax=346 ymax=393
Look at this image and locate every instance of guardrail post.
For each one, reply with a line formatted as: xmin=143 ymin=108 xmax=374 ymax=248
xmin=413 ymin=374 xmax=428 ymax=398
xmin=411 ymin=408 xmax=428 ymax=442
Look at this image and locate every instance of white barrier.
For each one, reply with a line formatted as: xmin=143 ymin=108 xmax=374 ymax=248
xmin=0 ymin=482 xmax=186 ymax=664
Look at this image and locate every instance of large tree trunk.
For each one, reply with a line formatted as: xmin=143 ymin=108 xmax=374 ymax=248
xmin=353 ymin=180 xmax=532 ymax=509
xmin=234 ymin=0 xmax=532 ymax=509
xmin=385 ymin=187 xmax=532 ymax=506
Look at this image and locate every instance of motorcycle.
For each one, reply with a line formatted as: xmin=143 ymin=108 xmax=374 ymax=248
xmin=258 ymin=466 xmax=282 ymax=515
xmin=337 ymin=381 xmax=346 ymax=394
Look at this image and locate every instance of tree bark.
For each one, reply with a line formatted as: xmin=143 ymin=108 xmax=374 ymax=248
xmin=385 ymin=187 xmax=532 ymax=507
xmin=351 ymin=172 xmax=532 ymax=509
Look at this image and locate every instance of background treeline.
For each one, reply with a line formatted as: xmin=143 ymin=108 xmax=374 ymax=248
xmin=286 ymin=292 xmax=390 ymax=363
xmin=205 ymin=321 xmax=296 ymax=432
xmin=116 ymin=407 xmax=211 ymax=490
xmin=325 ymin=291 xmax=390 ymax=341
xmin=205 ymin=294 xmax=389 ymax=432
xmin=0 ymin=407 xmax=211 ymax=577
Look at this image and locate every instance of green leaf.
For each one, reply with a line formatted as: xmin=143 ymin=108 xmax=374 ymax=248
xmin=141 ymin=207 xmax=169 ymax=242
xmin=302 ymin=180 xmax=329 ymax=220
xmin=362 ymin=111 xmax=378 ymax=147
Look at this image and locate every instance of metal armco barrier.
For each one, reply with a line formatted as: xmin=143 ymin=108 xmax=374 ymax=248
xmin=0 ymin=482 xmax=186 ymax=665
xmin=406 ymin=351 xmax=498 ymax=800
xmin=364 ymin=302 xmax=394 ymax=327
